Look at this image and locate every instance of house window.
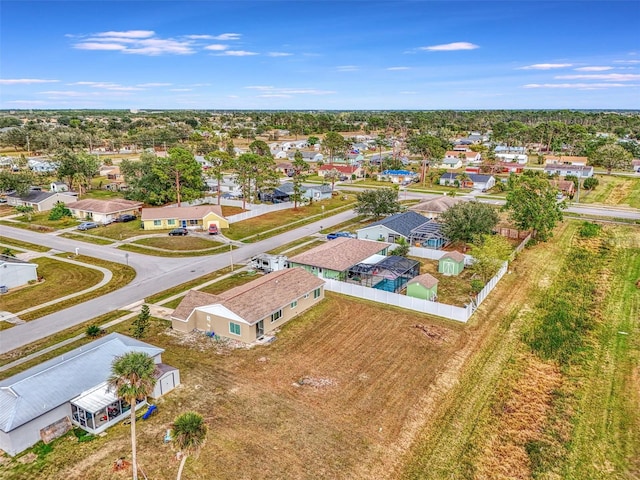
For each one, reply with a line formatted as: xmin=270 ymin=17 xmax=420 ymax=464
xmin=291 ymin=300 xmax=298 ymax=309
xmin=189 ymin=219 xmax=198 ymax=226
xmin=271 ymin=310 xmax=282 ymax=323
xmin=168 ymin=219 xmax=176 ymax=225
xmin=229 ymin=322 xmax=241 ymax=336
xmin=153 ymin=220 xmax=161 ymax=226
xmin=303 ymin=293 xmax=309 ymax=299
xmin=313 ymin=288 xmax=321 ymax=299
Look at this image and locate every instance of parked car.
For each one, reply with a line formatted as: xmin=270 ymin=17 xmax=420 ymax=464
xmin=208 ymin=224 xmax=219 ymax=235
xmin=77 ymin=222 xmax=100 ymax=231
xmin=169 ymin=228 xmax=188 ymax=236
xmin=327 ymin=232 xmax=354 ymax=240
xmin=115 ymin=214 xmax=137 ymax=223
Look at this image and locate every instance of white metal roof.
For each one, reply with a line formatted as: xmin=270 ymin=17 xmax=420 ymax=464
xmin=72 ymin=381 xmax=119 ymax=413
xmin=0 ymin=333 xmax=163 ymax=432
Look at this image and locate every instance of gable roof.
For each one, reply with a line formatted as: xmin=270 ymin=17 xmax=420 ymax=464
xmin=441 ymin=251 xmax=465 ymax=263
xmin=6 ymin=190 xmax=57 ymax=203
xmin=440 ymin=173 xmax=494 ymax=183
xmin=67 ymin=198 xmax=143 ymax=214
xmin=289 ymin=237 xmax=391 ymax=271
xmin=172 ymin=268 xmax=325 ymax=325
xmin=0 ymin=333 xmax=163 ymax=433
xmin=141 ymin=205 xmax=225 ymax=221
xmin=318 ymin=165 xmax=359 ymax=174
xmin=408 ymin=273 xmax=438 ymax=289
xmin=364 ymin=211 xmax=430 ymax=237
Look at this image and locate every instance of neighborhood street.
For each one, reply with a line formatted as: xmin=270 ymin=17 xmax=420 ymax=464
xmin=0 ymin=209 xmax=357 ymax=354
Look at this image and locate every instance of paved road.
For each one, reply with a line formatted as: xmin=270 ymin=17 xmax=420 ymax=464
xmin=0 ymin=209 xmax=357 ymax=354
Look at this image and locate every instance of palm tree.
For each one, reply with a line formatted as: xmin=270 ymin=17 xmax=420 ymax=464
xmin=109 ymin=352 xmax=158 ymax=480
xmin=172 ymin=412 xmax=208 ymax=480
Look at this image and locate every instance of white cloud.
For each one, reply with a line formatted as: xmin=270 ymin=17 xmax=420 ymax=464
xmin=387 ymin=66 xmax=410 ymax=71
xmin=218 ymin=50 xmax=258 ymax=56
xmin=66 ymin=81 xmax=143 ymax=91
xmin=137 ymin=83 xmax=172 ymax=87
xmin=185 ymin=34 xmax=216 ymax=40
xmin=555 ymin=73 xmax=640 ymax=81
xmin=519 ymin=63 xmax=573 ymax=70
xmin=169 ymin=88 xmax=193 ymax=92
xmin=74 ymin=42 xmax=127 ymax=51
xmin=614 ymin=59 xmax=640 ymax=64
xmin=420 ymin=42 xmax=479 ymax=52
xmin=574 ymin=66 xmax=613 ymax=72
xmin=212 ymin=33 xmax=241 ymax=41
xmin=0 ymin=78 xmax=59 ymax=85
xmin=205 ymin=44 xmax=228 ymax=51
xmin=246 ymin=86 xmax=334 ymax=95
xmin=258 ymin=94 xmax=292 ymax=98
xmin=523 ymin=83 xmax=638 ymax=89
xmin=189 ymin=83 xmax=212 ymax=87
xmin=337 ymin=65 xmax=359 ymax=72
xmin=93 ymin=30 xmax=155 ymax=39
xmin=245 ymin=86 xmax=275 ymax=90
xmin=268 ymin=52 xmax=293 ymax=57
xmin=123 ymin=38 xmax=195 ymax=55
xmin=6 ymin=100 xmax=48 ymax=105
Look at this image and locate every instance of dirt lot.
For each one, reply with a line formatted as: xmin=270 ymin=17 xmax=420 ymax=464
xmin=2 ymin=294 xmax=467 ymax=480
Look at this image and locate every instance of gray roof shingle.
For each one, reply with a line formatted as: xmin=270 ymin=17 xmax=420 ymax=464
xmin=365 ymin=211 xmax=430 ymax=238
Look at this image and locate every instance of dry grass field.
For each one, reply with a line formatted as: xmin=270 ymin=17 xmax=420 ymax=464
xmin=1 ymin=294 xmax=467 ymax=480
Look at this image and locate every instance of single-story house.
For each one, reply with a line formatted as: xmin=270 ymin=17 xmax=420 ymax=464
xmin=171 ymin=268 xmax=325 ymax=343
xmin=304 ymin=184 xmax=333 ymax=201
xmin=439 ymin=173 xmax=496 ymax=191
xmin=377 ymin=170 xmax=418 ymax=184
xmin=27 ymin=159 xmax=58 ymax=173
xmin=409 ymin=196 xmax=462 ymax=219
xmin=287 ymin=151 xmax=323 ymax=163
xmin=357 ymin=211 xmax=431 ymax=243
xmin=549 ymin=179 xmax=576 ymax=196
xmin=543 ymin=164 xmax=594 ymax=178
xmin=406 ymin=273 xmax=438 ymax=301
xmin=0 ymin=255 xmax=38 ymax=290
xmin=494 ymin=146 xmax=526 ymax=154
xmin=500 ymin=162 xmax=524 ymax=174
xmin=318 ymin=164 xmax=363 ymax=179
xmin=495 ymin=153 xmax=528 ymax=164
xmin=544 ymin=155 xmax=588 ymax=166
xmin=0 ymin=333 xmax=179 ymax=456
xmin=6 ymin=191 xmax=78 ymax=212
xmin=67 ymin=199 xmax=143 ymax=224
xmin=141 ymin=205 xmax=229 ymax=231
xmin=442 ymin=157 xmax=463 ymax=169
xmin=288 ymin=237 xmax=391 ymax=280
xmin=444 ymin=151 xmax=481 ymax=165
xmin=438 ymin=251 xmax=466 ymax=276
xmin=631 ymin=159 xmax=640 ymax=173
xmin=275 ymin=162 xmax=294 ymax=176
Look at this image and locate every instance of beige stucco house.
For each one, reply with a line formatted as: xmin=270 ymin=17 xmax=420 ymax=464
xmin=171 ymin=268 xmax=325 ymax=343
xmin=141 ymin=205 xmax=229 ymax=231
xmin=66 ymin=198 xmax=143 ymax=224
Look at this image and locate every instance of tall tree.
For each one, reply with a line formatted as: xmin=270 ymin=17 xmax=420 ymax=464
xmin=248 ymin=140 xmax=272 ymax=157
xmin=322 ymin=132 xmax=347 ymax=165
xmin=109 ymin=352 xmax=158 ymax=480
xmin=323 ymin=168 xmax=341 ymax=192
xmin=354 ymin=187 xmax=402 ymax=218
xmin=54 ymin=149 xmax=100 ymax=191
xmin=291 ymin=150 xmax=309 ymax=209
xmin=172 ymin=412 xmax=208 ymax=480
xmin=407 ymin=134 xmax=446 ymax=186
xmin=204 ymin=151 xmax=232 ymax=205
xmin=0 ymin=170 xmax=34 ymax=196
xmin=373 ymin=134 xmax=389 ymax=166
xmin=504 ymin=172 xmax=565 ymax=241
xmin=153 ymin=147 xmax=204 ymax=206
xmin=440 ymin=201 xmax=500 ymax=243
xmin=590 ymin=143 xmax=633 ymax=174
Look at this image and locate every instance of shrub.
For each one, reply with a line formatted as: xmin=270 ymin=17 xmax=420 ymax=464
xmin=470 ymin=279 xmax=484 ymax=293
xmin=86 ymin=325 xmax=102 ymax=337
xmin=579 ymin=221 xmax=601 ymax=238
xmin=32 ymin=441 xmax=53 ymax=458
xmin=582 ymin=177 xmax=599 ymax=190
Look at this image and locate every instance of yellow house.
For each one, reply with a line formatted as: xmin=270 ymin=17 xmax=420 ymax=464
xmin=140 ymin=205 xmax=229 ymax=231
xmin=171 ymin=268 xmax=325 ymax=343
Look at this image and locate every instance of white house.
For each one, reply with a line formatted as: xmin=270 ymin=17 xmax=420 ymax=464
xmin=0 ymin=333 xmax=180 ymax=456
xmin=544 ymin=164 xmax=594 ymax=178
xmin=495 ymin=153 xmax=528 ymax=164
xmin=444 ymin=151 xmax=481 ymax=165
xmin=0 ymin=255 xmax=38 ymax=290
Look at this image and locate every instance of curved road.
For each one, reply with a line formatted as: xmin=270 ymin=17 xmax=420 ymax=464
xmin=0 ymin=209 xmax=357 ymax=354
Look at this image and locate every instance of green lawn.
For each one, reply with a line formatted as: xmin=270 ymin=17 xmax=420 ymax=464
xmin=0 ymin=236 xmax=51 ymax=252
xmin=578 ymin=175 xmax=640 ymax=208
xmin=132 ymin=235 xmax=223 ymax=251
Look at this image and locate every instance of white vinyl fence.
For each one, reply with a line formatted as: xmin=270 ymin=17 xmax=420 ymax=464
xmin=323 ymin=278 xmax=473 ymax=323
xmin=408 ymin=246 xmax=475 ymax=265
xmin=226 ymin=202 xmax=294 ymax=223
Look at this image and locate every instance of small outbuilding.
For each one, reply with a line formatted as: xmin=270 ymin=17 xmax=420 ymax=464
xmin=438 ymin=251 xmax=466 ymax=276
xmin=406 ymin=273 xmax=439 ymax=301
xmin=0 ymin=255 xmax=38 ymax=290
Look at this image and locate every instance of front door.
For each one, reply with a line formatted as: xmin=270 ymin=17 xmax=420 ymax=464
xmin=256 ymin=320 xmax=264 ymax=337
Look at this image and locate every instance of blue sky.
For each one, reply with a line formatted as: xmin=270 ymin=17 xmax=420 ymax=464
xmin=1 ymin=1 xmax=639 ymax=110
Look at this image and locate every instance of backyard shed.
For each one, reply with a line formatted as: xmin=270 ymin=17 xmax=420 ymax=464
xmin=438 ymin=251 xmax=466 ymax=276
xmin=406 ymin=273 xmax=439 ymax=301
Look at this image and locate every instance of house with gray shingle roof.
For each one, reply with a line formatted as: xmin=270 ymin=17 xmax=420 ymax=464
xmin=356 ymin=211 xmax=430 ymax=243
xmin=6 ymin=190 xmax=78 ymax=212
xmin=66 ymin=198 xmax=143 ymax=224
xmin=171 ymin=268 xmax=325 ymax=343
xmin=0 ymin=333 xmax=179 ymax=456
xmin=439 ymin=172 xmax=496 ymax=191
